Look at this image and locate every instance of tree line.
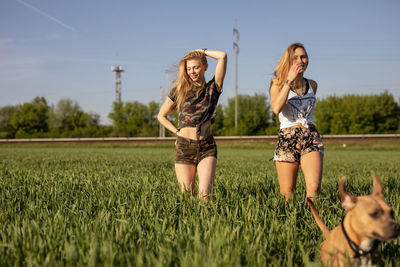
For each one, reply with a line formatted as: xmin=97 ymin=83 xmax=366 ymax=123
xmin=1 ymin=92 xmax=399 ymax=138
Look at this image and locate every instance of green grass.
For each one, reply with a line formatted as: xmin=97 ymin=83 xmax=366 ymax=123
xmin=0 ymin=144 xmax=399 ymax=266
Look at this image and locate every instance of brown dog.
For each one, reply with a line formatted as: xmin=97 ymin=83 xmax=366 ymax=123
xmin=307 ymin=171 xmax=400 ymax=266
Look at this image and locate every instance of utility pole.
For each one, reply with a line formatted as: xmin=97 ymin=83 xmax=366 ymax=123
xmin=159 ymin=86 xmax=165 ymax=138
xmin=111 ymin=66 xmax=124 ymax=103
xmin=233 ymin=21 xmax=239 ymax=131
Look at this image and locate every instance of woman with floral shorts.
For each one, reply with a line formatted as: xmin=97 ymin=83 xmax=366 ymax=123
xmin=270 ymin=43 xmax=324 ymax=202
xmin=274 ymin=125 xmax=323 ymax=162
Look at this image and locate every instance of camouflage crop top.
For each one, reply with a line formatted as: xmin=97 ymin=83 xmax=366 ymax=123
xmin=167 ymin=77 xmax=222 ymax=134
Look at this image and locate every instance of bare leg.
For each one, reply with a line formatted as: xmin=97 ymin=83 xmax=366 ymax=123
xmin=300 ymin=151 xmax=323 ymax=202
xmin=197 ymin=156 xmax=217 ymax=202
xmin=175 ymin=163 xmax=196 ymax=194
xmin=275 ymin=161 xmax=299 ymax=201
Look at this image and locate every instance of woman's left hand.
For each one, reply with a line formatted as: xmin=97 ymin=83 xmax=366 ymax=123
xmin=199 ymin=49 xmax=227 ymax=89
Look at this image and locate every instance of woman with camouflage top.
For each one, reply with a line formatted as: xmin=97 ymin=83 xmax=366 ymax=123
xmin=158 ymin=49 xmax=227 ymax=202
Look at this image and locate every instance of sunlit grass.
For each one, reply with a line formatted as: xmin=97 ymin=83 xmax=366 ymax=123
xmin=0 ymin=144 xmax=399 ymax=266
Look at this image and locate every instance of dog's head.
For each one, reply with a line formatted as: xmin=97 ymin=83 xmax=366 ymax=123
xmin=339 ymin=171 xmax=400 ymax=241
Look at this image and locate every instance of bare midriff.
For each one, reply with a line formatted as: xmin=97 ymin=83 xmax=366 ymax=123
xmin=177 ymin=120 xmax=212 ymax=140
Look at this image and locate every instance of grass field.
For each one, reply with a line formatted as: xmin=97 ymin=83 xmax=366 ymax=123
xmin=1 ymin=143 xmax=399 ymax=266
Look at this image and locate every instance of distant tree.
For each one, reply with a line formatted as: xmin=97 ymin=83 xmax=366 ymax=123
xmin=87 ymin=113 xmax=101 ymax=127
xmin=222 ymin=94 xmax=271 ymax=136
xmin=212 ymin=104 xmax=225 ymax=136
xmin=108 ymin=101 xmax=125 ymax=136
xmin=372 ymin=92 xmax=400 ymax=133
xmin=148 ymin=102 xmax=159 ymax=126
xmin=52 ymin=98 xmax=87 ymax=131
xmin=265 ymin=113 xmax=280 ymax=135
xmin=2 ymin=91 xmax=397 ymax=139
xmin=0 ymin=105 xmax=18 ymax=138
xmin=142 ymin=101 xmax=160 ymax=136
xmin=47 ymin=98 xmax=104 ymax=137
xmin=108 ymin=101 xmax=160 ymax=137
xmin=10 ymin=97 xmax=50 ymax=137
xmin=314 ymin=91 xmax=400 ymax=134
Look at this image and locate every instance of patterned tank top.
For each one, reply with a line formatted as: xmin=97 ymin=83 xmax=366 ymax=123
xmin=278 ymin=78 xmax=316 ymax=129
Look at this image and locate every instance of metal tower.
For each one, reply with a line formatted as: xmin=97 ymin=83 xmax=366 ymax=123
xmin=233 ymin=21 xmax=239 ymax=131
xmin=111 ymin=66 xmax=124 ymax=103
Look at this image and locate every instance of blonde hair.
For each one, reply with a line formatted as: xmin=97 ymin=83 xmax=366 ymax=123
xmin=171 ymin=51 xmax=207 ymax=111
xmin=272 ymin=43 xmax=308 ymax=89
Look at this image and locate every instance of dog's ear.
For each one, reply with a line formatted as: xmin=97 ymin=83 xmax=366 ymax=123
xmin=339 ymin=176 xmax=357 ymax=210
xmin=371 ymin=170 xmax=383 ymax=197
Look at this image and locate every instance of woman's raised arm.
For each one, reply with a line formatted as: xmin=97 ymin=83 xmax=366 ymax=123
xmin=270 ymin=63 xmax=302 ymax=114
xmin=198 ymin=49 xmax=227 ymax=90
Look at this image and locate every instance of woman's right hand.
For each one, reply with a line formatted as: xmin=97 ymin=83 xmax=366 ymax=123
xmin=175 ymin=130 xmax=180 ymax=146
xmin=157 ymin=97 xmax=180 ymax=135
xmin=287 ymin=63 xmax=303 ymax=83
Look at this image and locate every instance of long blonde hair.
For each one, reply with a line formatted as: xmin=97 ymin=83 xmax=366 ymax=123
xmin=171 ymin=51 xmax=207 ymax=111
xmin=272 ymin=43 xmax=308 ymax=89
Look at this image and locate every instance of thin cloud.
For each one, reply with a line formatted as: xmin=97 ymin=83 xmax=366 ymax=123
xmin=0 ymin=38 xmax=14 ymax=49
xmin=15 ymin=0 xmax=76 ymax=32
xmin=52 ymin=56 xmax=164 ymax=67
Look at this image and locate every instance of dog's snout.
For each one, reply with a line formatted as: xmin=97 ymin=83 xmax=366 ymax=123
xmin=394 ymin=222 xmax=400 ymax=236
xmin=387 ymin=222 xmax=400 ymax=239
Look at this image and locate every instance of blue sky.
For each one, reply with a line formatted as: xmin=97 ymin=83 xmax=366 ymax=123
xmin=1 ymin=0 xmax=399 ymax=124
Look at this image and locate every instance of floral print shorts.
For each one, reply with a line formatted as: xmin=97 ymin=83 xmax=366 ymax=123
xmin=274 ymin=126 xmax=324 ymax=162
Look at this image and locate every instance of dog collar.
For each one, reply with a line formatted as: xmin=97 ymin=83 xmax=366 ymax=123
xmin=341 ymin=215 xmax=380 ymax=259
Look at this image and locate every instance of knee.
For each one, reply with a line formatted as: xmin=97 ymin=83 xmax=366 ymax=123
xmin=198 ymin=184 xmax=212 ymax=195
xmin=179 ymin=181 xmax=194 ymax=192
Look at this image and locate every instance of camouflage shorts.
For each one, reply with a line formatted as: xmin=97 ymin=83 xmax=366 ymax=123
xmin=175 ymin=136 xmax=217 ymax=166
xmin=274 ymin=125 xmax=324 ymax=162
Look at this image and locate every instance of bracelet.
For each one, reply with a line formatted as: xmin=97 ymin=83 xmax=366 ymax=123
xmin=202 ymin=48 xmax=207 ymax=53
xmin=285 ymin=79 xmax=290 ymax=84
